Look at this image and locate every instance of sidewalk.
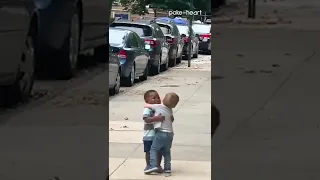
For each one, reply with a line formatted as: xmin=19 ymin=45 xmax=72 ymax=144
xmin=109 ymin=56 xmax=211 ymax=180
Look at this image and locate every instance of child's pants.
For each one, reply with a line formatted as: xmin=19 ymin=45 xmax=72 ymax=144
xmin=149 ymin=130 xmax=174 ymax=170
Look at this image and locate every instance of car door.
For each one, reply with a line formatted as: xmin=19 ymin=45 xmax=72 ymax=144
xmin=134 ymin=33 xmax=149 ymax=71
xmin=109 ymin=45 xmax=118 ymax=87
xmin=125 ymin=33 xmax=140 ymax=73
xmin=82 ymin=0 xmax=110 ymax=48
xmin=0 ymin=0 xmax=31 ymax=85
xmin=172 ymin=25 xmax=183 ymax=57
xmin=190 ymin=29 xmax=197 ymax=54
xmin=155 ymin=26 xmax=169 ymax=63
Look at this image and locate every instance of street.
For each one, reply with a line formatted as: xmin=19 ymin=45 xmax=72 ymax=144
xmin=109 ymin=55 xmax=211 ymax=179
xmin=213 ymin=0 xmax=320 ymax=179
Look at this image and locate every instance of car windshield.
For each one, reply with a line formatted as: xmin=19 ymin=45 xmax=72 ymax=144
xmin=111 ymin=23 xmax=152 ymax=37
xmin=177 ymin=25 xmax=189 ymax=35
xmin=192 ymin=24 xmax=211 ymax=34
xmin=158 ymin=24 xmax=171 ymax=35
xmin=109 ymin=29 xmax=127 ymax=47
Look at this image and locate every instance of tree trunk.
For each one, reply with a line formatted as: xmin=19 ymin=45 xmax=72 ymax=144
xmin=153 ymin=8 xmax=157 ymax=17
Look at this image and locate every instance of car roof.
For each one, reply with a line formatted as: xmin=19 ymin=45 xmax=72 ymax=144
xmin=113 ymin=19 xmax=155 ymax=26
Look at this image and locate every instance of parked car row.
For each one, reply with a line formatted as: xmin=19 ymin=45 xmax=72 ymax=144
xmin=0 ymin=0 xmax=110 ymax=107
xmin=108 ymin=18 xmax=212 ymax=95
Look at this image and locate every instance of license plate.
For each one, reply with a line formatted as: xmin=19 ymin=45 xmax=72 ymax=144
xmin=145 ymin=44 xmax=151 ymax=50
xmin=203 ymin=38 xmax=208 ymax=42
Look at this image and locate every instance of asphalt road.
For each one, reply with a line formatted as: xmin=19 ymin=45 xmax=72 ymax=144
xmin=212 ymin=26 xmax=320 ymax=179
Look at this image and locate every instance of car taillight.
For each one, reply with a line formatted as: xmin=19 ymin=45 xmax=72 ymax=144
xmin=167 ymin=37 xmax=175 ymax=44
xmin=145 ymin=39 xmax=157 ymax=47
xmin=200 ymin=34 xmax=211 ymax=40
xmin=118 ymin=49 xmax=127 ymax=59
xmin=184 ymin=36 xmax=189 ymax=43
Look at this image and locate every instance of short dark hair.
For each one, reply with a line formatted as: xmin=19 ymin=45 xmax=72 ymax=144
xmin=144 ymin=90 xmax=158 ymax=102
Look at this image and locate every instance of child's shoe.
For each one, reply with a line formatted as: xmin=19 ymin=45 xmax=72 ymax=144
xmin=144 ymin=166 xmax=159 ymax=174
xmin=156 ymin=166 xmax=164 ymax=173
xmin=164 ymin=169 xmax=171 ymax=177
xmin=144 ymin=165 xmax=151 ymax=172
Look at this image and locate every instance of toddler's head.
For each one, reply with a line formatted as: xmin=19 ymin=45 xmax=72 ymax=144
xmin=144 ymin=90 xmax=161 ymax=104
xmin=162 ymin=92 xmax=179 ymax=108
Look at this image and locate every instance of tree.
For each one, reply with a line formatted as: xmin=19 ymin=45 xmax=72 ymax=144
xmin=120 ymin=0 xmax=191 ymax=16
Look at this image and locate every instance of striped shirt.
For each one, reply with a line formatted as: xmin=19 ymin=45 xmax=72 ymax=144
xmin=142 ymin=108 xmax=155 ymax=141
xmin=150 ymin=104 xmax=173 ymax=133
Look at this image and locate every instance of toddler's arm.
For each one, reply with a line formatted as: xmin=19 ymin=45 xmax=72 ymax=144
xmin=144 ymin=103 xmax=153 ymax=109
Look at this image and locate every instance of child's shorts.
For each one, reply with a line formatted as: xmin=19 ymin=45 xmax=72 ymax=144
xmin=143 ymin=140 xmax=153 ymax=152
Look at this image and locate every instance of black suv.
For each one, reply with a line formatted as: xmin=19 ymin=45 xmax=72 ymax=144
xmin=155 ymin=19 xmax=184 ymax=66
xmin=110 ymin=19 xmax=170 ymax=75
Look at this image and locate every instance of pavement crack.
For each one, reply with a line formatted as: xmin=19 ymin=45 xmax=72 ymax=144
xmin=221 ymin=51 xmax=316 ymax=148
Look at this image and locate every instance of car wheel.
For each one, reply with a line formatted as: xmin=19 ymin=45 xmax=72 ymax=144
xmin=169 ymin=49 xmax=177 ymax=67
xmin=110 ymin=69 xmax=121 ymax=95
xmin=52 ymin=10 xmax=80 ymax=80
xmin=0 ymin=34 xmax=35 ymax=107
xmin=150 ymin=55 xmax=161 ymax=76
xmin=139 ymin=64 xmax=148 ymax=81
xmin=161 ymin=55 xmax=169 ymax=71
xmin=122 ymin=64 xmax=135 ymax=87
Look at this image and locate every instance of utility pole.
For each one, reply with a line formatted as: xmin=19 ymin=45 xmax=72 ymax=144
xmin=248 ymin=0 xmax=256 ymax=18
xmin=187 ymin=0 xmax=193 ymax=67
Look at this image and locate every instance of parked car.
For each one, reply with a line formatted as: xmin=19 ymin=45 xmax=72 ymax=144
xmin=34 ymin=0 xmax=111 ymax=79
xmin=108 ymin=45 xmax=121 ymax=95
xmin=109 ymin=28 xmax=149 ymax=87
xmin=110 ymin=19 xmax=170 ymax=75
xmin=176 ymin=25 xmax=199 ymax=59
xmin=155 ymin=19 xmax=184 ymax=66
xmin=192 ymin=24 xmax=211 ymax=54
xmin=0 ymin=1 xmax=35 ymax=107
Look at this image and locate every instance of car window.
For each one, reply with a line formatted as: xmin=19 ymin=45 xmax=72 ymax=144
xmin=177 ymin=25 xmax=189 ymax=36
xmin=172 ymin=25 xmax=180 ymax=36
xmin=130 ymin=33 xmax=139 ymax=47
xmin=109 ymin=29 xmax=127 ymax=47
xmin=111 ymin=23 xmax=153 ymax=37
xmin=154 ymin=26 xmax=164 ymax=38
xmin=133 ymin=33 xmax=143 ymax=48
xmin=192 ymin=24 xmax=211 ymax=34
xmin=158 ymin=24 xmax=171 ymax=35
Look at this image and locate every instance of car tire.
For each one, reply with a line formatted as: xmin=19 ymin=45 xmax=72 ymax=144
xmin=169 ymin=49 xmax=177 ymax=67
xmin=150 ymin=55 xmax=161 ymax=76
xmin=110 ymin=69 xmax=121 ymax=95
xmin=122 ymin=63 xmax=135 ymax=87
xmin=51 ymin=10 xmax=80 ymax=80
xmin=161 ymin=55 xmax=169 ymax=71
xmin=139 ymin=64 xmax=148 ymax=81
xmin=0 ymin=34 xmax=35 ymax=108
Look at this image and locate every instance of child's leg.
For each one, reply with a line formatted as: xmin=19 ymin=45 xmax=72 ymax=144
xmin=162 ymin=133 xmax=174 ymax=172
xmin=144 ymin=132 xmax=164 ymax=174
xmin=143 ymin=141 xmax=153 ymax=167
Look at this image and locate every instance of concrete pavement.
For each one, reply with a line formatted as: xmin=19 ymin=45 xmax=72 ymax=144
xmin=109 ymin=55 xmax=211 ymax=179
xmin=212 ymin=21 xmax=320 ymax=180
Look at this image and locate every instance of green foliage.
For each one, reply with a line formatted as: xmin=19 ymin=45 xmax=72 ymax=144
xmin=119 ymin=0 xmax=211 ymax=15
